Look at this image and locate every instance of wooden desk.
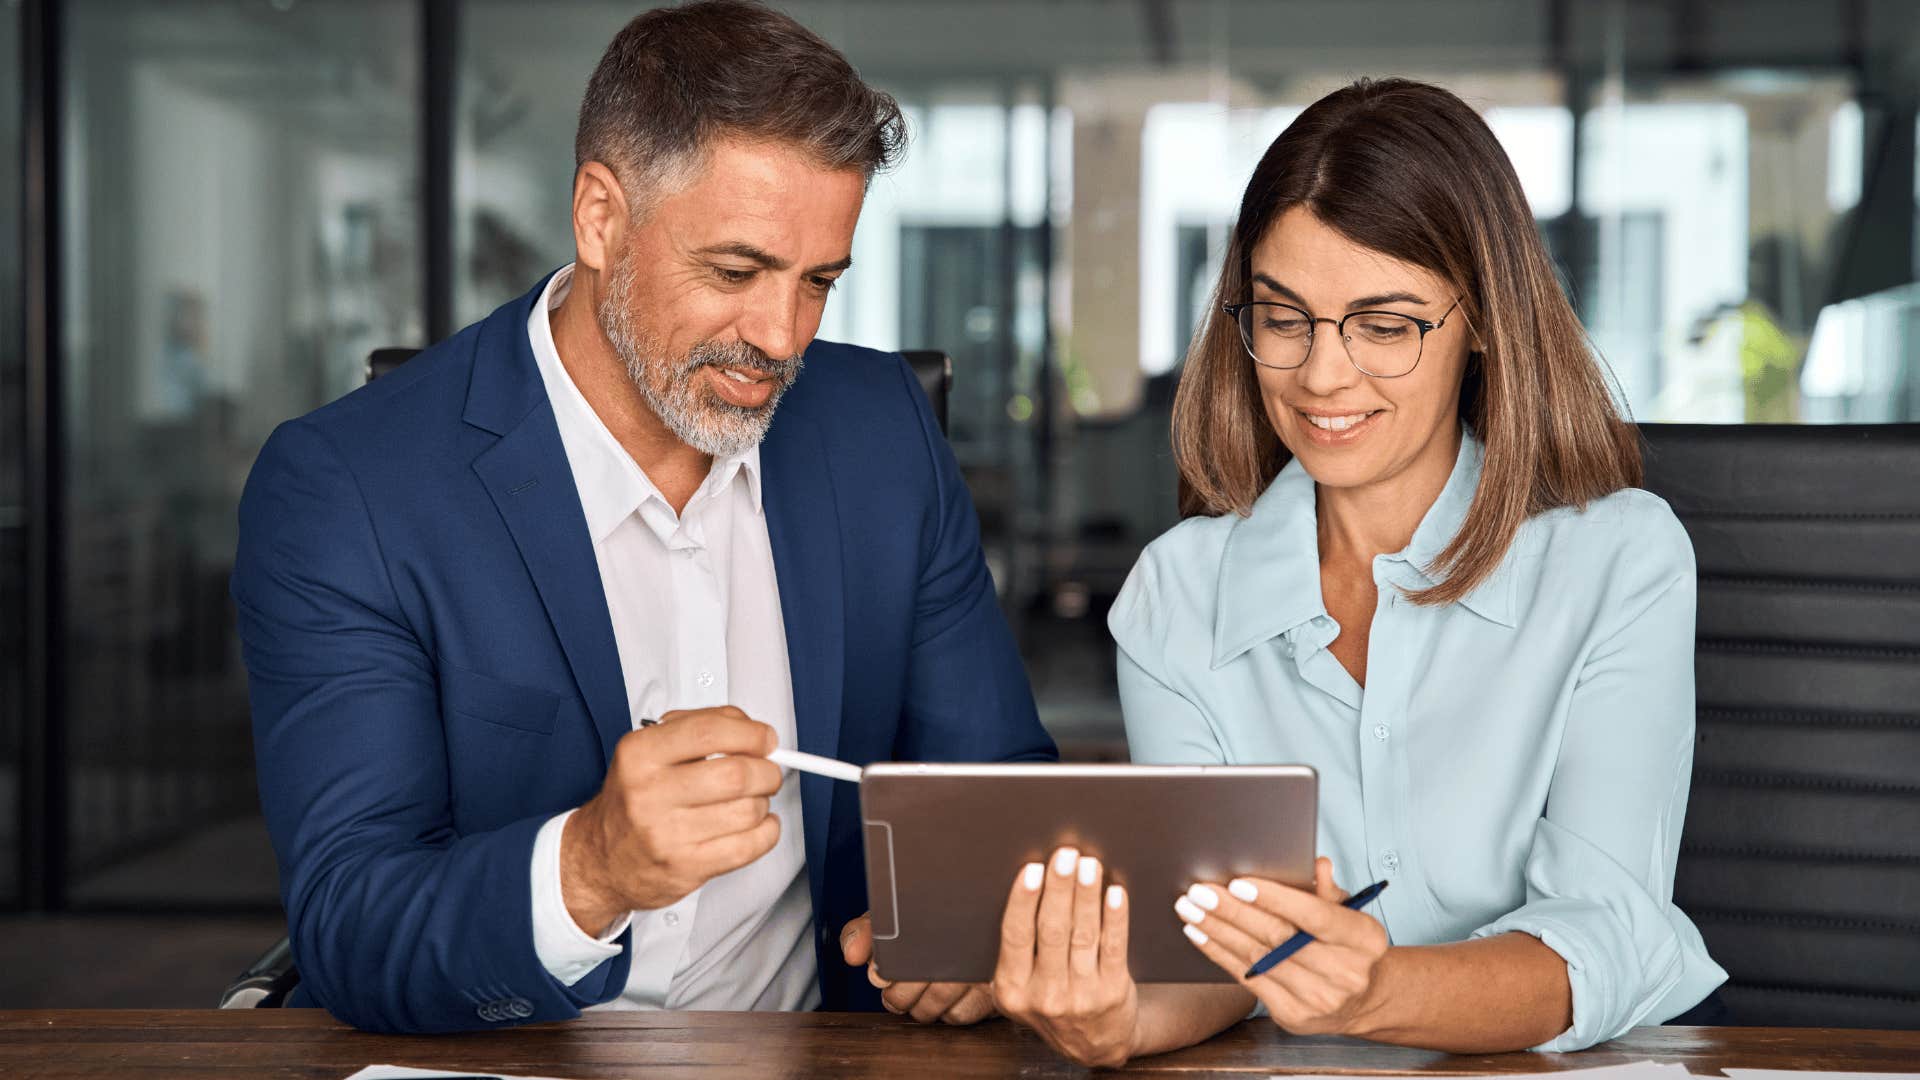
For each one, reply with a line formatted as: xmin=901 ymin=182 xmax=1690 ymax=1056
xmin=3 ymin=1011 xmax=1915 ymax=1079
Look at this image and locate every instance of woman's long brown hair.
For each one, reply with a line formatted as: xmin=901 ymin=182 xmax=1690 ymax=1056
xmin=1171 ymin=77 xmax=1641 ymax=606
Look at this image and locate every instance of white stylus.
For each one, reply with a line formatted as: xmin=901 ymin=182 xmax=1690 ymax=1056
xmin=769 ymin=747 xmax=864 ymax=784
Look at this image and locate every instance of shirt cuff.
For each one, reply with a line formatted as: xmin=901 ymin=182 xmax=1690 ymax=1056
xmin=530 ymin=809 xmax=633 ymax=986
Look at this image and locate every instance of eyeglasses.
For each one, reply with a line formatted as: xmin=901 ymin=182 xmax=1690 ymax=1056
xmin=1223 ymin=297 xmax=1461 ymax=379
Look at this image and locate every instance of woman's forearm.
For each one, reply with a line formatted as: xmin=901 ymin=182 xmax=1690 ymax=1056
xmin=1345 ymin=932 xmax=1572 ymax=1052
xmin=1128 ymin=985 xmax=1257 ymax=1059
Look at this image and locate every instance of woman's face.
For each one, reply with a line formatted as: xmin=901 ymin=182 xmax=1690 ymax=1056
xmin=1247 ymin=207 xmax=1473 ymax=494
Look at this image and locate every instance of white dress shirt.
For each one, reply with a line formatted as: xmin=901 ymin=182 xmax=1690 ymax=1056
xmin=524 ymin=264 xmax=820 ymax=1011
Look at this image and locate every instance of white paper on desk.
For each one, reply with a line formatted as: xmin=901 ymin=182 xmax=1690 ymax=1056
xmin=345 ymin=1060 xmax=579 ymax=1068
xmin=1269 ymin=1062 xmax=1697 ymax=1080
xmin=1726 ymin=1071 xmax=1920 ymax=1080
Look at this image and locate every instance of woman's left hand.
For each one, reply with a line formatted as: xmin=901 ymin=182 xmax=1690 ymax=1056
xmin=1175 ymin=856 xmax=1389 ymax=1036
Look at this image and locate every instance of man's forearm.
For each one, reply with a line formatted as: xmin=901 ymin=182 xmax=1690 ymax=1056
xmin=1345 ymin=932 xmax=1572 ymax=1052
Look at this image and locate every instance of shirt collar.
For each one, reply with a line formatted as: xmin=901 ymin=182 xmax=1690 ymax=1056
xmin=527 ymin=263 xmax=763 ymax=546
xmin=1211 ymin=428 xmax=1515 ymax=668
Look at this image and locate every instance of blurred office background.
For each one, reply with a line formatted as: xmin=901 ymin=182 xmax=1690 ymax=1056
xmin=2 ymin=0 xmax=1918 ymax=1003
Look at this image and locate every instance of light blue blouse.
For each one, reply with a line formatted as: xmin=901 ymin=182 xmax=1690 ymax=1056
xmin=1109 ymin=433 xmax=1728 ymax=1051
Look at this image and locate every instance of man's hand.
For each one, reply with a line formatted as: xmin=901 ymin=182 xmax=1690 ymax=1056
xmin=840 ymin=913 xmax=996 ymax=1025
xmin=560 ymin=706 xmax=784 ymax=935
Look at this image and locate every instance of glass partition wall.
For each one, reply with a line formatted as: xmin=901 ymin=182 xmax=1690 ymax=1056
xmin=54 ymin=0 xmax=420 ymax=906
xmin=8 ymin=0 xmax=1918 ymax=907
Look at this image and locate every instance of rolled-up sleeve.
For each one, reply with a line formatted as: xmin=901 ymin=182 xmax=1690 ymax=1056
xmin=1471 ymin=511 xmax=1727 ymax=1050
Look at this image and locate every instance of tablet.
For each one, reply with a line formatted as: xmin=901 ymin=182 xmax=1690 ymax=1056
xmin=859 ymin=762 xmax=1316 ymax=984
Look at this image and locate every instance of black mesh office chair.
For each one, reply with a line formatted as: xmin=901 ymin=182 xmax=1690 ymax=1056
xmin=1642 ymin=423 xmax=1920 ymax=1029
xmin=219 ymin=345 xmax=954 ymax=1008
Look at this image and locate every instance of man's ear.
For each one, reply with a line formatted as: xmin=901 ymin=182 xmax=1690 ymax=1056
xmin=572 ymin=161 xmax=628 ymax=274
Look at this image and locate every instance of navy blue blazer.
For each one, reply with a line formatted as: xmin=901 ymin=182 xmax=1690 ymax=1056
xmin=232 ymin=275 xmax=1054 ymax=1033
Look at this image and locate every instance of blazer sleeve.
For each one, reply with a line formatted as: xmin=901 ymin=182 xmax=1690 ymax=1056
xmin=1469 ymin=506 xmax=1727 ymax=1049
xmin=889 ymin=355 xmax=1056 ymax=764
xmin=232 ymin=418 xmax=630 ymax=1033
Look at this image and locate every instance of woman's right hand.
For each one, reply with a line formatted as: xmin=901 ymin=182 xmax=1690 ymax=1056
xmin=990 ymin=846 xmax=1141 ymax=1068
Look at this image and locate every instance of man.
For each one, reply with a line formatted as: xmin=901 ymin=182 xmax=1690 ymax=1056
xmin=232 ymin=0 xmax=1052 ymax=1034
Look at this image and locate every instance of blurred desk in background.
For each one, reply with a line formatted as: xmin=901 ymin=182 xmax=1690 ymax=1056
xmin=4 ymin=1011 xmax=1918 ymax=1079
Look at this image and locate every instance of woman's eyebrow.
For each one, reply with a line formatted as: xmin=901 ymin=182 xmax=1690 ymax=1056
xmin=1347 ymin=290 xmax=1430 ymax=310
xmin=1251 ymin=273 xmax=1310 ymax=308
xmin=1252 ymin=274 xmax=1430 ymax=311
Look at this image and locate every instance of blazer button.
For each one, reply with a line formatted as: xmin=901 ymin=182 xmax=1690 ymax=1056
xmin=507 ymin=997 xmax=534 ymax=1019
xmin=476 ymin=1002 xmax=499 ymax=1022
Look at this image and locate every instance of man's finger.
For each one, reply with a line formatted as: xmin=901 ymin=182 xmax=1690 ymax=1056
xmin=941 ymin=985 xmax=997 ymax=1026
xmin=686 ymin=811 xmax=780 ymax=876
xmin=841 ymin=914 xmax=872 ymax=966
xmin=668 ymin=796 xmax=769 ymax=844
xmin=674 ymin=753 xmax=784 ymax=805
xmin=994 ymin=861 xmax=1044 ymax=986
xmin=640 ymin=710 xmax=778 ymax=765
xmin=908 ymin=981 xmax=969 ymax=1024
xmin=881 ymin=979 xmax=930 ymax=1015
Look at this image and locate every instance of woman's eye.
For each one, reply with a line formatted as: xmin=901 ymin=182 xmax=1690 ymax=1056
xmin=1263 ymin=318 xmax=1309 ymax=336
xmin=1353 ymin=318 xmax=1409 ymax=341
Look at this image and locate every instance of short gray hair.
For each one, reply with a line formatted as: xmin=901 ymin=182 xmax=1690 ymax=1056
xmin=574 ymin=0 xmax=907 ymax=211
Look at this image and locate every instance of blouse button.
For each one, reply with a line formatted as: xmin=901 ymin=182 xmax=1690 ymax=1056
xmin=1373 ymin=723 xmax=1391 ymax=741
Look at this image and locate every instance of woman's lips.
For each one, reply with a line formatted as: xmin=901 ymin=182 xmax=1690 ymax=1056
xmin=1296 ymin=408 xmax=1383 ymax=446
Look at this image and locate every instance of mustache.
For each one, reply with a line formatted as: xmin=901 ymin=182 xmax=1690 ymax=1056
xmin=681 ymin=340 xmax=802 ymax=378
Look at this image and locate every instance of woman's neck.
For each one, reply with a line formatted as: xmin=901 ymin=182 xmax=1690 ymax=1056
xmin=1315 ymin=424 xmax=1464 ymax=569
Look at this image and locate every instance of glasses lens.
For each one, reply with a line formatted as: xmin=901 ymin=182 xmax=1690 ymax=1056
xmin=1237 ymin=303 xmax=1311 ymax=368
xmin=1342 ymin=312 xmax=1423 ymax=377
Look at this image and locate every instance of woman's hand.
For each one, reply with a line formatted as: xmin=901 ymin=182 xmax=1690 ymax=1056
xmin=990 ymin=846 xmax=1141 ymax=1068
xmin=1176 ymin=856 xmax=1389 ymax=1036
xmin=840 ymin=913 xmax=996 ymax=1024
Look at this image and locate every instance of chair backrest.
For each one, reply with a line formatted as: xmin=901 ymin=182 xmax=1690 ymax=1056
xmin=1640 ymin=423 xmax=1920 ymax=1029
xmin=365 ymin=345 xmax=955 ymax=436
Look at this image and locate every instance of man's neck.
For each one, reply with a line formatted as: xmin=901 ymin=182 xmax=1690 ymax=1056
xmin=549 ymin=272 xmax=712 ymax=514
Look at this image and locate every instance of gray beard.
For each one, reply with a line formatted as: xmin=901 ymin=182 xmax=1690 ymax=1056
xmin=595 ymin=258 xmax=803 ymax=459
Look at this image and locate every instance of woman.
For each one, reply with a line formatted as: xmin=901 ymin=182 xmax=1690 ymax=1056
xmin=990 ymin=78 xmax=1728 ymax=1065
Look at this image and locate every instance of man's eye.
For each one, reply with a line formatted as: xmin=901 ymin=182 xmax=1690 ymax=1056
xmin=810 ymin=276 xmax=839 ymax=292
xmin=714 ymin=267 xmax=756 ymax=284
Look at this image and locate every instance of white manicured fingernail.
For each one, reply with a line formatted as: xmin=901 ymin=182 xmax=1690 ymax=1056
xmin=1186 ymin=884 xmax=1219 ymax=910
xmin=1228 ymin=879 xmax=1258 ymax=903
xmin=1053 ymin=847 xmax=1079 ymax=876
xmin=1077 ymin=856 xmax=1100 ymax=886
xmin=1182 ymin=923 xmax=1209 ymax=946
xmin=1174 ymin=896 xmax=1206 ymax=924
xmin=1106 ymin=884 xmax=1124 ymax=909
xmin=1022 ymin=863 xmax=1043 ymax=891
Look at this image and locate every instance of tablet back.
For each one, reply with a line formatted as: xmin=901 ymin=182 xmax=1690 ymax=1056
xmin=859 ymin=763 xmax=1316 ymax=983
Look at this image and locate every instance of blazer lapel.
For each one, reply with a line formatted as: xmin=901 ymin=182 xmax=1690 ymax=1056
xmin=761 ymin=411 xmax=846 ymax=886
xmin=465 ymin=277 xmax=632 ymax=765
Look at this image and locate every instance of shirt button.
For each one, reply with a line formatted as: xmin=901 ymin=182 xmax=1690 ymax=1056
xmin=1373 ymin=723 xmax=1391 ymax=741
xmin=695 ymin=670 xmax=714 ymax=688
xmin=1283 ymin=642 xmax=1296 ymax=658
xmin=1381 ymin=849 xmax=1401 ymax=873
xmin=664 ymin=911 xmax=681 ymax=927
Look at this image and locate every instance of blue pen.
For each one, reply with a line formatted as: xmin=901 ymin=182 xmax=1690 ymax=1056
xmin=1242 ymin=879 xmax=1390 ymax=979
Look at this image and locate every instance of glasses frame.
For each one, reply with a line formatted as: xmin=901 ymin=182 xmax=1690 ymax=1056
xmin=1222 ymin=297 xmax=1461 ymax=378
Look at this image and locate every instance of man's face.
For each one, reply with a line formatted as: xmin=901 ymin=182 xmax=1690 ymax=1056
xmin=595 ymin=139 xmax=866 ymax=458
